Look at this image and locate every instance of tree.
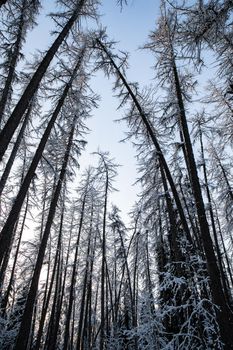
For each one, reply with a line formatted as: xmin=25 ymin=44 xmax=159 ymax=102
xmin=14 ymin=118 xmax=77 ymax=350
xmin=0 ymin=0 xmax=41 ymax=126
xmin=144 ymin=6 xmax=233 ymax=347
xmin=0 ymin=0 xmax=94 ymax=161
xmin=0 ymin=46 xmax=86 ymax=267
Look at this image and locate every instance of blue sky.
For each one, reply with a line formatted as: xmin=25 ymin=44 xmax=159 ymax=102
xmin=23 ymin=0 xmax=160 ymax=222
xmin=86 ymin=1 xmax=159 ymax=220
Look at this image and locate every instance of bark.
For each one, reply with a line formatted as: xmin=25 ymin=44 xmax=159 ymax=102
xmin=215 ymin=204 xmax=233 ymax=288
xmin=199 ymin=126 xmax=231 ymax=302
xmin=34 ymin=205 xmax=64 ymax=350
xmin=62 ymin=192 xmax=87 ymax=350
xmin=14 ymin=123 xmax=75 ymax=350
xmin=172 ymin=58 xmax=233 ymax=348
xmin=100 ymin=169 xmax=108 ymax=350
xmin=0 ymin=194 xmax=29 ymax=315
xmin=0 ymin=0 xmax=85 ymax=161
xmin=96 ymin=39 xmax=193 ymax=245
xmin=0 ymin=217 xmax=19 ymax=290
xmin=82 ymin=225 xmax=97 ymax=349
xmin=47 ymin=212 xmax=74 ymax=350
xmin=159 ymin=162 xmax=182 ymax=262
xmin=0 ymin=104 xmax=31 ymax=196
xmin=76 ymin=205 xmax=93 ymax=350
xmin=0 ymin=52 xmax=84 ymax=266
xmin=44 ymin=232 xmax=63 ymax=350
xmin=0 ymin=0 xmax=27 ymax=125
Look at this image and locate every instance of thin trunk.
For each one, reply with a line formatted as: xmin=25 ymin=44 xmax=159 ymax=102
xmin=0 ymin=0 xmax=27 ymax=125
xmin=117 ymin=228 xmax=135 ymax=325
xmin=178 ymin=181 xmax=203 ymax=253
xmin=0 ymin=104 xmax=31 ymax=196
xmin=49 ymin=213 xmax=74 ymax=350
xmin=96 ymin=39 xmax=192 ymax=245
xmin=62 ymin=193 xmax=87 ymax=350
xmin=76 ymin=205 xmax=93 ymax=350
xmin=0 ymin=0 xmax=85 ymax=160
xmin=45 ymin=235 xmax=62 ymax=350
xmin=34 ymin=205 xmax=65 ymax=350
xmin=0 ymin=53 xmax=84 ymax=266
xmin=1 ymin=194 xmax=29 ymax=315
xmin=14 ymin=123 xmax=75 ymax=350
xmin=100 ymin=171 xmax=108 ymax=350
xmin=172 ymin=58 xmax=233 ymax=347
xmin=83 ymin=227 xmax=97 ymax=349
xmin=214 ymin=201 xmax=233 ymax=287
xmin=160 ymin=162 xmax=181 ymax=262
xmin=199 ymin=126 xmax=231 ymax=302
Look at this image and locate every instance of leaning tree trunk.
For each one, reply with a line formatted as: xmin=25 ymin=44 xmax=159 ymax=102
xmin=14 ymin=123 xmax=75 ymax=350
xmin=0 ymin=0 xmax=28 ymax=125
xmin=95 ymin=39 xmax=193 ymax=246
xmin=171 ymin=57 xmax=233 ymax=348
xmin=0 ymin=0 xmax=85 ymax=161
xmin=0 ymin=52 xmax=84 ymax=266
xmin=0 ymin=194 xmax=29 ymax=315
xmin=0 ymin=104 xmax=32 ymax=196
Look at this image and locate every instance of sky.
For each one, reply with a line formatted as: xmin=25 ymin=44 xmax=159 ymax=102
xmin=23 ymin=0 xmax=160 ymax=223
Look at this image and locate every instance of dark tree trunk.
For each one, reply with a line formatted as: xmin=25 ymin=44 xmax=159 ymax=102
xmin=96 ymin=39 xmax=193 ymax=246
xmin=76 ymin=206 xmax=93 ymax=350
xmin=0 ymin=53 xmax=84 ymax=266
xmin=0 ymin=0 xmax=85 ymax=161
xmin=62 ymin=193 xmax=87 ymax=350
xmin=0 ymin=0 xmax=27 ymax=125
xmin=34 ymin=205 xmax=64 ymax=350
xmin=199 ymin=126 xmax=231 ymax=303
xmin=0 ymin=194 xmax=29 ymax=315
xmin=14 ymin=123 xmax=75 ymax=350
xmin=0 ymin=104 xmax=31 ymax=196
xmin=172 ymin=59 xmax=233 ymax=348
xmin=82 ymin=225 xmax=97 ymax=349
xmin=100 ymin=171 xmax=108 ymax=350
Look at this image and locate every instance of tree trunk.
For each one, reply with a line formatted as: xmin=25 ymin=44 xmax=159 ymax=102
xmin=14 ymin=123 xmax=75 ymax=350
xmin=76 ymin=205 xmax=93 ymax=350
xmin=199 ymin=126 xmax=231 ymax=302
xmin=0 ymin=53 xmax=84 ymax=266
xmin=0 ymin=194 xmax=29 ymax=315
xmin=62 ymin=192 xmax=87 ymax=350
xmin=96 ymin=39 xmax=193 ymax=245
xmin=0 ymin=104 xmax=31 ymax=196
xmin=100 ymin=171 xmax=108 ymax=350
xmin=172 ymin=58 xmax=233 ymax=348
xmin=0 ymin=0 xmax=85 ymax=160
xmin=34 ymin=204 xmax=64 ymax=350
xmin=0 ymin=0 xmax=27 ymax=125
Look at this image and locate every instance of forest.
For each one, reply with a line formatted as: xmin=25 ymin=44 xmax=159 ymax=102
xmin=0 ymin=0 xmax=233 ymax=349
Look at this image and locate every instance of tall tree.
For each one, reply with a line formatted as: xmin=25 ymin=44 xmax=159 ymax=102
xmin=0 ymin=47 xmax=86 ymax=267
xmin=14 ymin=118 xmax=77 ymax=350
xmin=0 ymin=0 xmax=41 ymax=126
xmin=0 ymin=0 xmax=96 ymax=161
